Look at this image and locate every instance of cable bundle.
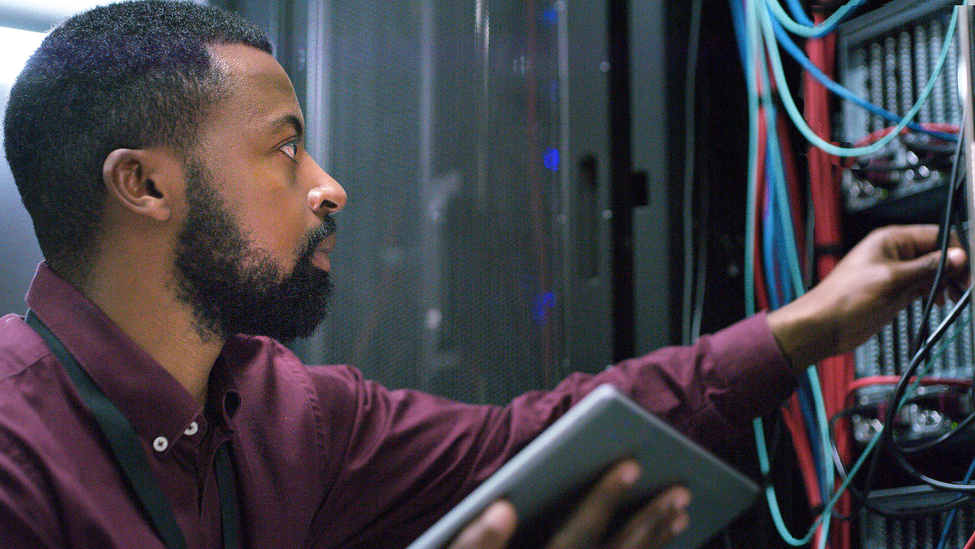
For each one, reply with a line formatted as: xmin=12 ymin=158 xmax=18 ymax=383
xmin=728 ymin=1 xmax=973 ymax=548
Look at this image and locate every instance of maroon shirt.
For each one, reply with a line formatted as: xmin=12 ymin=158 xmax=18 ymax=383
xmin=0 ymin=264 xmax=795 ymax=548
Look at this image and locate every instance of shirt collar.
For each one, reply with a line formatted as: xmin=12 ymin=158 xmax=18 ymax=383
xmin=206 ymin=355 xmax=242 ymax=434
xmin=25 ymin=262 xmax=237 ymax=456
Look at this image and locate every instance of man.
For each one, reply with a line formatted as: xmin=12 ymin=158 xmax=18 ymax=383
xmin=0 ymin=1 xmax=966 ymax=548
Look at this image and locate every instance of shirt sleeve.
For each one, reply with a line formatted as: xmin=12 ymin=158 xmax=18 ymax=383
xmin=0 ymin=431 xmax=62 ymax=549
xmin=305 ymin=312 xmax=796 ymax=549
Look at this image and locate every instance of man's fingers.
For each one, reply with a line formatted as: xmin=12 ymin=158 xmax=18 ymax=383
xmin=888 ymin=247 xmax=967 ymax=301
xmin=447 ymin=465 xmax=693 ymax=549
xmin=545 ymin=460 xmax=641 ymax=549
xmin=874 ymin=224 xmax=942 ymax=261
xmin=448 ymin=501 xmax=517 ymax=549
xmin=890 ymin=249 xmax=949 ymax=293
xmin=946 ymin=247 xmax=968 ymax=272
xmin=606 ymin=486 xmax=691 ymax=549
xmin=872 ymin=225 xmax=967 ymax=271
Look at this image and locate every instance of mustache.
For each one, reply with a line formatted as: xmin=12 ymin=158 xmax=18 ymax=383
xmin=299 ymin=216 xmax=337 ymax=258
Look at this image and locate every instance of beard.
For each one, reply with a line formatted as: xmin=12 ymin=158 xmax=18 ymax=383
xmin=172 ymin=158 xmax=334 ymax=344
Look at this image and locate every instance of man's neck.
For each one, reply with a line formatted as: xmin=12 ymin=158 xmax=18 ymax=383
xmin=82 ymin=266 xmax=223 ymax=406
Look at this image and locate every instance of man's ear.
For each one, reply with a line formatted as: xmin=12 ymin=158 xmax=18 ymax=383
xmin=102 ymin=148 xmax=173 ymax=222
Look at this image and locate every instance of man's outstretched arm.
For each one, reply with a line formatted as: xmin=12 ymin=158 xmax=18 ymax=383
xmin=450 ymin=224 xmax=969 ymax=549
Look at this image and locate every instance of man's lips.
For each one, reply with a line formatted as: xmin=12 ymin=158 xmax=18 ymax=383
xmin=311 ymin=234 xmax=336 ymax=271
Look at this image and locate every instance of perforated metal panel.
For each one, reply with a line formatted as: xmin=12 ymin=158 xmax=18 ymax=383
xmin=266 ymin=0 xmax=574 ymax=405
xmin=837 ymin=0 xmax=959 ymax=218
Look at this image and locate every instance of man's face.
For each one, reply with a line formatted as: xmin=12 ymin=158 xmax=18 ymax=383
xmin=172 ymin=157 xmax=335 ymax=342
xmin=170 ymin=44 xmax=346 ymax=342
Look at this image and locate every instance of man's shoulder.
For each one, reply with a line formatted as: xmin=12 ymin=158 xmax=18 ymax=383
xmin=223 ymin=333 xmax=361 ymax=402
xmin=225 ymin=333 xmax=358 ymax=380
xmin=224 ymin=334 xmax=374 ymax=412
xmin=0 ymin=314 xmax=74 ymax=462
xmin=223 ymin=333 xmax=313 ymax=379
xmin=0 ymin=313 xmax=51 ymax=382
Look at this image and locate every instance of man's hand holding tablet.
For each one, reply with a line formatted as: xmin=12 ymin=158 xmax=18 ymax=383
xmin=449 ymin=462 xmax=692 ymax=549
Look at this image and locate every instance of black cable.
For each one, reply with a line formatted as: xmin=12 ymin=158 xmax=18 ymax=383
xmin=893 ymin=407 xmax=975 ymax=455
xmin=849 ymin=113 xmax=968 ymax=517
xmin=912 ymin=111 xmax=966 ymax=352
xmin=828 ymin=396 xmax=975 ymax=519
xmin=887 ymin=121 xmax=972 ymax=456
xmin=893 ymin=452 xmax=975 ymax=493
xmin=851 ymin=286 xmax=973 ymax=518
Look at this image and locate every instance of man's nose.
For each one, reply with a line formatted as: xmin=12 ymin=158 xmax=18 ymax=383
xmin=307 ymin=159 xmax=347 ymax=215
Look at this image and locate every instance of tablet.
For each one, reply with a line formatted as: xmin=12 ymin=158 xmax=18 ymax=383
xmin=406 ymin=384 xmax=759 ymax=549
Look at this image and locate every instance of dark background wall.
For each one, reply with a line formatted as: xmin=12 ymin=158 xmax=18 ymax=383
xmin=0 ymin=83 xmax=44 ymax=317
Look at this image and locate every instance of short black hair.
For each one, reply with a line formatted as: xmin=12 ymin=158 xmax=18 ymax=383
xmin=3 ymin=0 xmax=272 ymax=285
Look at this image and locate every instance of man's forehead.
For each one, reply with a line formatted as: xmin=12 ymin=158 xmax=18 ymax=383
xmin=207 ymin=43 xmax=303 ymax=128
xmin=210 ymin=43 xmax=288 ymax=81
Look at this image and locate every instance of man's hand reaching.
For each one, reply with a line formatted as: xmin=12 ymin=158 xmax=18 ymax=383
xmin=767 ymin=224 xmax=969 ymax=371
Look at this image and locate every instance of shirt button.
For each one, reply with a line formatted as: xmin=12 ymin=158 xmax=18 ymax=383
xmin=184 ymin=421 xmax=199 ymax=436
xmin=153 ymin=436 xmax=169 ymax=452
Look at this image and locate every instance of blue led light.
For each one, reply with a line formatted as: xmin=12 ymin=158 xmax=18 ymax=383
xmin=544 ymin=148 xmax=560 ymax=172
xmin=542 ymin=7 xmax=558 ymax=25
xmin=533 ymin=292 xmax=558 ymax=324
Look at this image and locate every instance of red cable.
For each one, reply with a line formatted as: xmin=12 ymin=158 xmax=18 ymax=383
xmin=758 ymin=35 xmax=827 ymax=547
xmin=776 ymin=112 xmax=806 ymax=267
xmin=782 ymin=397 xmax=824 ymax=508
xmin=754 ymin=107 xmax=771 ymax=312
xmin=783 ymin=398 xmax=822 ymax=549
xmin=845 ymin=376 xmax=973 ymax=402
xmin=853 ymin=123 xmax=960 ymax=148
xmin=964 ymin=528 xmax=975 ymax=549
xmin=803 ymin=13 xmax=851 ymax=549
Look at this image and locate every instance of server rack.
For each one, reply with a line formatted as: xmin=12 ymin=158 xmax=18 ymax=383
xmin=837 ymin=2 xmax=975 ymax=547
xmin=839 ymin=0 xmax=961 ymax=230
xmin=222 ymin=0 xmax=689 ymax=406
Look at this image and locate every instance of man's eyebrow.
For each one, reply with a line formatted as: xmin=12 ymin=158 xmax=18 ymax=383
xmin=270 ymin=114 xmax=304 ymax=140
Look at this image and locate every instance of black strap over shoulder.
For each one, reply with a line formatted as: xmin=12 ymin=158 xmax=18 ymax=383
xmin=216 ymin=443 xmax=241 ymax=549
xmin=25 ymin=310 xmax=240 ymax=549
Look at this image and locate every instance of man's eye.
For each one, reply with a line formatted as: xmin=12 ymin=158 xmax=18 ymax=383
xmin=281 ymin=140 xmax=299 ymax=160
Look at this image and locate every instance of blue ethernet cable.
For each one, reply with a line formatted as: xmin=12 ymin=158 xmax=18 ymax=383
xmin=759 ymin=3 xmax=957 ymax=157
xmin=785 ymin=0 xmax=814 ymax=27
xmin=766 ymin=0 xmax=867 ymax=38
xmin=771 ymin=12 xmax=957 ymax=142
